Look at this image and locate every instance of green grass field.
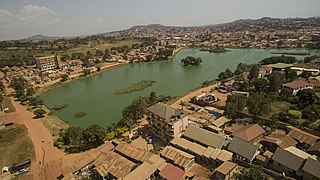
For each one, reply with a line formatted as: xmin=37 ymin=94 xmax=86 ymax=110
xmin=0 ymin=125 xmax=35 ymax=169
xmin=2 ymin=96 xmax=16 ymax=113
xmin=0 ymin=40 xmax=141 ymax=59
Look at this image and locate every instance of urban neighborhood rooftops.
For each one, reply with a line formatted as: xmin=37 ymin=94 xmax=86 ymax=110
xmin=260 ymin=133 xmax=297 ymax=149
xmin=287 ymin=126 xmax=320 ymax=146
xmin=161 ymin=146 xmax=195 ymax=170
xmin=215 ymin=161 xmax=238 ymax=176
xmin=211 ymin=116 xmax=230 ymax=128
xmin=114 ymin=142 xmax=152 ymax=163
xmin=302 ymin=157 xmax=320 ymax=179
xmin=183 ymin=125 xmax=226 ymax=148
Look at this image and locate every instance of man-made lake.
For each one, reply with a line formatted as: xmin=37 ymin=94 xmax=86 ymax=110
xmin=41 ymin=48 xmax=320 ymax=127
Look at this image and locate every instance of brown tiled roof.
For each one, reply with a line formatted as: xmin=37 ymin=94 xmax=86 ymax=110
xmin=224 ymin=124 xmax=244 ymax=134
xmin=232 ymin=124 xmax=265 ymax=142
xmin=282 ymin=79 xmax=312 ymax=89
xmin=259 ymin=66 xmax=272 ymax=71
xmin=308 ymin=79 xmax=320 ymax=86
xmin=159 ymin=163 xmax=186 ymax=180
xmin=261 ymin=133 xmax=297 ymax=149
xmin=287 ymin=126 xmax=320 ymax=145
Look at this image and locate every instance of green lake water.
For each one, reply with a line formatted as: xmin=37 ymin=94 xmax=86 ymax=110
xmin=41 ymin=48 xmax=320 ymax=127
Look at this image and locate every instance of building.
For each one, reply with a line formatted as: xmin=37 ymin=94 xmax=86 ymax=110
xmin=160 ymin=146 xmax=195 ymax=170
xmin=35 ymin=55 xmax=62 ymax=72
xmin=212 ymin=161 xmax=238 ymax=180
xmin=232 ymin=124 xmax=265 ymax=143
xmin=307 ymin=141 xmax=320 ymax=157
xmin=271 ymin=146 xmax=312 ymax=178
xmin=114 ymin=143 xmax=152 ymax=163
xmin=260 ymin=133 xmax=297 ymax=153
xmin=159 ymin=163 xmax=186 ymax=180
xmin=302 ymin=157 xmax=320 ymax=180
xmin=211 ymin=116 xmax=231 ymax=128
xmin=182 ymin=125 xmax=226 ymax=149
xmin=122 ymin=155 xmax=167 ymax=180
xmin=267 ymin=63 xmax=294 ymax=72
xmin=227 ymin=137 xmax=260 ymax=163
xmin=146 ymin=103 xmax=188 ymax=142
xmin=259 ymin=66 xmax=273 ymax=78
xmin=281 ymin=79 xmax=314 ymax=96
xmin=287 ymin=126 xmax=320 ymax=149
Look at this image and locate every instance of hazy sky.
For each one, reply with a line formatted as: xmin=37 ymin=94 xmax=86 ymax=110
xmin=0 ymin=0 xmax=320 ymax=40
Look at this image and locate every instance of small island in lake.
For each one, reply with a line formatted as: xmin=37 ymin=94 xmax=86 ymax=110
xmin=181 ymin=56 xmax=203 ymax=66
xmin=114 ymin=80 xmax=157 ymax=95
xmin=74 ymin=112 xmax=87 ymax=118
xmin=270 ymin=52 xmax=310 ymax=56
xmin=52 ymin=103 xmax=69 ymax=110
xmin=199 ymin=47 xmax=228 ymax=53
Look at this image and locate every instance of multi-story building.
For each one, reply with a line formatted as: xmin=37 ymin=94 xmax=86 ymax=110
xmin=146 ymin=103 xmax=188 ymax=142
xmin=35 ymin=55 xmax=62 ymax=72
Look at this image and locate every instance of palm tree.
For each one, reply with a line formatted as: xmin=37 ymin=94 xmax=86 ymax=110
xmin=179 ymin=101 xmax=186 ymax=110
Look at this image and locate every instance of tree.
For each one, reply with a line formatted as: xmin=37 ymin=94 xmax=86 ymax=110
xmin=239 ymin=167 xmax=269 ymax=180
xmin=225 ymin=95 xmax=248 ymax=119
xmin=96 ymin=65 xmax=101 ymax=72
xmin=285 ymin=68 xmax=298 ymax=82
xmin=181 ymin=56 xmax=202 ymax=66
xmin=300 ymin=71 xmax=312 ymax=79
xmin=202 ymin=80 xmax=210 ymax=87
xmin=26 ymin=87 xmax=35 ymax=96
xmin=83 ymin=124 xmax=106 ymax=146
xmin=62 ymin=126 xmax=83 ymax=147
xmin=217 ymin=72 xmax=228 ymax=83
xmin=82 ymin=69 xmax=91 ymax=76
xmin=34 ymin=108 xmax=46 ymax=118
xmin=252 ymin=78 xmax=269 ymax=92
xmin=95 ymin=49 xmax=104 ymax=57
xmin=234 ymin=63 xmax=248 ymax=75
xmin=0 ymin=93 xmax=3 ymax=103
xmin=61 ymin=74 xmax=69 ymax=82
xmin=86 ymin=51 xmax=93 ymax=59
xmin=148 ymin=92 xmax=158 ymax=105
xmin=248 ymin=64 xmax=259 ymax=81
xmin=296 ymin=89 xmax=318 ymax=109
xmin=247 ymin=93 xmax=271 ymax=118
xmin=268 ymin=73 xmax=283 ymax=92
xmin=259 ymin=55 xmax=297 ymax=65
xmin=287 ymin=110 xmax=302 ymax=119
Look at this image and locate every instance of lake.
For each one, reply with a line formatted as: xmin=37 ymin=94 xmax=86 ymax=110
xmin=41 ymin=48 xmax=320 ymax=127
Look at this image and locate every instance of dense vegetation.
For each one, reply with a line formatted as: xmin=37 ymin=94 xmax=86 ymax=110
xmin=114 ymin=80 xmax=157 ymax=95
xmin=259 ymin=55 xmax=297 ymax=65
xmin=181 ymin=56 xmax=203 ymax=66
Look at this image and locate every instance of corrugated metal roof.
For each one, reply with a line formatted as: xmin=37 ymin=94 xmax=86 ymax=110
xmin=159 ymin=163 xmax=186 ymax=180
xmin=161 ymin=146 xmax=194 ymax=169
xmin=227 ymin=137 xmax=259 ymax=161
xmin=302 ymin=157 xmax=320 ymax=179
xmin=114 ymin=142 xmax=152 ymax=163
xmin=183 ymin=125 xmax=226 ymax=148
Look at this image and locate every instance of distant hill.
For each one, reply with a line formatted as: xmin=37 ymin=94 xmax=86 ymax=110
xmin=22 ymin=35 xmax=72 ymax=42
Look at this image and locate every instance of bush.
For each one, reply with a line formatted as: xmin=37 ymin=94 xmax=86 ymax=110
xmin=287 ymin=110 xmax=302 ymax=119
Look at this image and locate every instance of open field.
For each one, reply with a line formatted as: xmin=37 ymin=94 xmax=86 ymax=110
xmin=41 ymin=116 xmax=69 ymax=137
xmin=2 ymin=96 xmax=16 ymax=113
xmin=0 ymin=40 xmax=141 ymax=59
xmin=0 ymin=125 xmax=35 ymax=169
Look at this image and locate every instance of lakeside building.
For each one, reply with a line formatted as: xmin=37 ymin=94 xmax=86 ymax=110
xmin=281 ymin=79 xmax=314 ymax=96
xmin=35 ymin=55 xmax=62 ymax=72
xmin=146 ymin=103 xmax=188 ymax=142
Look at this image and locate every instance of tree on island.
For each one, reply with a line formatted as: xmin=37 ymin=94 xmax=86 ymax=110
xmin=181 ymin=56 xmax=202 ymax=66
xmin=34 ymin=108 xmax=46 ymax=118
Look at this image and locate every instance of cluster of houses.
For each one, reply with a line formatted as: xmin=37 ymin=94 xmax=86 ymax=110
xmin=258 ymin=62 xmax=320 ymax=96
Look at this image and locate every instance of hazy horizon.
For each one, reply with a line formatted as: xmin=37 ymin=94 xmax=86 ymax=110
xmin=1 ymin=0 xmax=320 ymax=41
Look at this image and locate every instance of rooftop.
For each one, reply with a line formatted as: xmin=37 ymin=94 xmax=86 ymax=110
xmin=259 ymin=66 xmax=273 ymax=71
xmin=227 ymin=137 xmax=259 ymax=161
xmin=272 ymin=146 xmax=312 ymax=172
xmin=161 ymin=146 xmax=195 ymax=169
xmin=260 ymin=133 xmax=297 ymax=149
xmin=202 ymin=147 xmax=233 ymax=162
xmin=183 ymin=125 xmax=226 ymax=148
xmin=287 ymin=126 xmax=320 ymax=145
xmin=302 ymin=157 xmax=320 ymax=179
xmin=211 ymin=116 xmax=230 ymax=128
xmin=215 ymin=161 xmax=237 ymax=175
xmin=267 ymin=63 xmax=294 ymax=69
xmin=146 ymin=102 xmax=183 ymax=120
xmin=232 ymin=124 xmax=265 ymax=142
xmin=171 ymin=137 xmax=207 ymax=156
xmin=282 ymin=79 xmax=312 ymax=89
xmin=114 ymin=142 xmax=152 ymax=163
xmin=159 ymin=163 xmax=186 ymax=180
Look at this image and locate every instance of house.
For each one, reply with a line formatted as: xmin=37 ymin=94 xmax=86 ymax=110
xmin=232 ymin=124 xmax=265 ymax=143
xmin=160 ymin=146 xmax=195 ymax=170
xmin=206 ymin=125 xmax=223 ymax=135
xmin=260 ymin=133 xmax=298 ymax=153
xmin=212 ymin=161 xmax=238 ymax=180
xmin=170 ymin=137 xmax=207 ymax=161
xmin=146 ymin=103 xmax=188 ymax=142
xmin=281 ymin=79 xmax=314 ymax=96
xmin=287 ymin=126 xmax=320 ymax=149
xmin=259 ymin=66 xmax=273 ymax=78
xmin=122 ymin=155 xmax=167 ymax=180
xmin=211 ymin=116 xmax=231 ymax=128
xmin=227 ymin=137 xmax=260 ymax=163
xmin=308 ymin=78 xmax=320 ymax=92
xmin=182 ymin=125 xmax=226 ymax=149
xmin=159 ymin=163 xmax=186 ymax=180
xmin=92 ymin=151 xmax=135 ymax=179
xmin=224 ymin=124 xmax=245 ymax=135
xmin=307 ymin=141 xmax=320 ymax=157
xmin=302 ymin=156 xmax=320 ymax=180
xmin=114 ymin=143 xmax=152 ymax=163
xmin=271 ymin=146 xmax=312 ymax=178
